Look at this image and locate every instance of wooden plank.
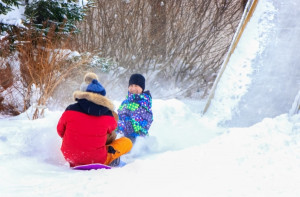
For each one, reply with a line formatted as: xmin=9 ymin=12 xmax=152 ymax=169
xmin=203 ymin=0 xmax=259 ymax=114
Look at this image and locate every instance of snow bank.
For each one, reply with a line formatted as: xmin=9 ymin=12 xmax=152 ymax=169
xmin=1 ymin=99 xmax=300 ymax=197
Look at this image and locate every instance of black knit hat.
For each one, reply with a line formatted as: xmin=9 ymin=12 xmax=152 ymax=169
xmin=129 ymin=73 xmax=145 ymax=91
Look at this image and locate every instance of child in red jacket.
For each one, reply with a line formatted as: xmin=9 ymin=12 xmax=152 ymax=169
xmin=57 ymin=72 xmax=132 ymax=167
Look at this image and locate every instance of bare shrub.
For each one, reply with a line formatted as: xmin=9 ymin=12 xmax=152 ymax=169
xmin=0 ymin=59 xmax=20 ymax=116
xmin=0 ymin=36 xmax=22 ymax=116
xmin=14 ymin=25 xmax=89 ymax=119
xmin=0 ymin=35 xmax=11 ymax=57
xmin=71 ymin=0 xmax=243 ymax=98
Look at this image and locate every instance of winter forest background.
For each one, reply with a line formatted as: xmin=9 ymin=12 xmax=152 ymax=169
xmin=0 ymin=0 xmax=247 ymax=119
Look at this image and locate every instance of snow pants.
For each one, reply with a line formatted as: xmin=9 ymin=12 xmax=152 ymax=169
xmin=104 ymin=137 xmax=133 ymax=165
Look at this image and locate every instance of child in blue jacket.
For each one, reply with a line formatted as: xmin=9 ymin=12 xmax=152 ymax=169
xmin=116 ymin=74 xmax=153 ymax=143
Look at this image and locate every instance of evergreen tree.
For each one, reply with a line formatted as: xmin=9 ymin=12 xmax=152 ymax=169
xmin=0 ymin=0 xmax=20 ymax=15
xmin=24 ymin=0 xmax=90 ymax=35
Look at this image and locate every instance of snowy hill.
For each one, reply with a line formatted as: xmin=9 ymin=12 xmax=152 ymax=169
xmin=1 ymin=99 xmax=300 ymax=197
xmin=206 ymin=0 xmax=300 ymax=126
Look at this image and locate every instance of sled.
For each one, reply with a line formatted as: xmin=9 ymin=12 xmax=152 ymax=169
xmin=72 ymin=163 xmax=112 ymax=170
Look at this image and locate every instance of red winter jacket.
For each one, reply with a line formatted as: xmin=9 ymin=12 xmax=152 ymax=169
xmin=57 ymin=91 xmax=117 ymax=167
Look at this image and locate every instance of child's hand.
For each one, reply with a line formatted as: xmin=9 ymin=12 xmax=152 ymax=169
xmin=106 ymin=130 xmax=117 ymax=145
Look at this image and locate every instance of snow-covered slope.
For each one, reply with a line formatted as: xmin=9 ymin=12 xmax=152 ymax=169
xmin=206 ymin=0 xmax=300 ymax=127
xmin=1 ymin=99 xmax=300 ymax=197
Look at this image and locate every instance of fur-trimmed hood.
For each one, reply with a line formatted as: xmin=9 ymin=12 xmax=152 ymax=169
xmin=73 ymin=91 xmax=114 ymax=111
xmin=72 ymin=91 xmax=118 ymax=121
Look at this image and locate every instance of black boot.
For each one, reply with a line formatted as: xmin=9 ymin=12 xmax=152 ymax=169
xmin=109 ymin=157 xmax=120 ymax=167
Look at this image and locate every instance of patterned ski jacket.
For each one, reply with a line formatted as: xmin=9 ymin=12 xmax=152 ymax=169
xmin=117 ymin=91 xmax=153 ymax=138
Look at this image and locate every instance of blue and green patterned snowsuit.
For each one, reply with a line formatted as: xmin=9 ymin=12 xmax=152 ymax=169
xmin=116 ymin=91 xmax=153 ymax=141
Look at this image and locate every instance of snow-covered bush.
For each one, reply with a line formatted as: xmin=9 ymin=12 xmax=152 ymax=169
xmin=89 ymin=54 xmax=116 ymax=73
xmin=0 ymin=0 xmax=19 ymax=15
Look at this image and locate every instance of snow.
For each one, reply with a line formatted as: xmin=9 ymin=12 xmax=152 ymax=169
xmin=1 ymin=100 xmax=300 ymax=196
xmin=3 ymin=100 xmax=300 ymax=196
xmin=0 ymin=5 xmax=25 ymax=28
xmin=207 ymin=0 xmax=300 ymax=127
xmin=1 ymin=0 xmax=300 ymax=197
xmin=206 ymin=0 xmax=276 ymax=123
